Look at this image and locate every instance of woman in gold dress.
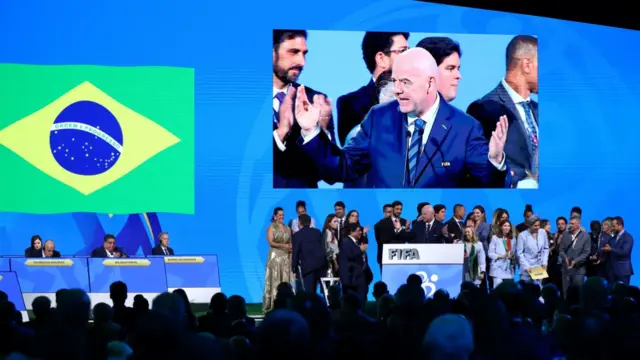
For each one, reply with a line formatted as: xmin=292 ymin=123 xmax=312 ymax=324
xmin=262 ymin=207 xmax=293 ymax=313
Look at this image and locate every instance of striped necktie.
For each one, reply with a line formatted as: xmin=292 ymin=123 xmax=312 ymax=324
xmin=408 ymin=119 xmax=426 ymax=185
xmin=519 ymin=100 xmax=538 ymax=174
xmin=274 ymin=92 xmax=286 ymax=126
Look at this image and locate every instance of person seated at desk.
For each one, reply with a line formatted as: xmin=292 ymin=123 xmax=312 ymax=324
xmin=37 ymin=240 xmax=61 ymax=258
xmin=25 ymin=234 xmax=43 ymax=257
xmin=151 ymin=232 xmax=174 ymax=256
xmin=91 ymin=234 xmax=128 ymax=258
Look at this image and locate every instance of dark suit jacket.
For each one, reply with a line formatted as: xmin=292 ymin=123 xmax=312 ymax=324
xmin=338 ymin=236 xmax=366 ymax=287
xmin=559 ymin=230 xmax=591 ymax=275
xmin=90 ymin=246 xmax=127 ymax=258
xmin=273 ymin=83 xmax=336 ymax=188
xmin=291 ymin=226 xmax=327 ymax=276
xmin=298 ymin=95 xmax=507 ymax=188
xmin=608 ymin=231 xmax=634 ymax=277
xmin=35 ymin=249 xmax=61 ymax=258
xmin=411 ymin=220 xmax=447 ymax=244
xmin=445 ymin=217 xmax=465 ymax=243
xmin=467 ymin=82 xmax=538 ymax=184
xmin=373 ymin=217 xmax=415 ymax=265
xmin=151 ymin=245 xmax=174 ymax=256
xmin=336 ymin=80 xmax=377 ymax=147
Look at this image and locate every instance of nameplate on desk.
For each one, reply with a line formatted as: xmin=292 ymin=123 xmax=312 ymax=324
xmin=164 ymin=256 xmax=205 ymax=264
xmin=102 ymin=259 xmax=151 ymax=267
xmin=382 ymin=243 xmax=464 ymax=265
xmin=25 ymin=259 xmax=74 ymax=267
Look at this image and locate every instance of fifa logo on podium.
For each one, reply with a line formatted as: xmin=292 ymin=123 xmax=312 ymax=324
xmin=388 ymin=248 xmax=420 ymax=261
xmin=415 ymin=271 xmax=439 ymax=297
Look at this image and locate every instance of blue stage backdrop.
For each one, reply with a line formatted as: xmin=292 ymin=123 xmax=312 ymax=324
xmin=1 ymin=0 xmax=639 ymax=303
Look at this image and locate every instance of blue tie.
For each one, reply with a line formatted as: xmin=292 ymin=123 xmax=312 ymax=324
xmin=274 ymin=92 xmax=286 ymax=126
xmin=520 ymin=101 xmax=538 ymax=173
xmin=408 ymin=119 xmax=425 ymax=185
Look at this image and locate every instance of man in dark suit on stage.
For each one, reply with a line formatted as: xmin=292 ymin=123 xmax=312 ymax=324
xmin=288 ymin=48 xmax=510 ymax=188
xmin=373 ymin=201 xmax=415 ymax=270
xmin=151 ymin=232 xmax=175 ymax=256
xmin=91 ymin=234 xmax=128 ymax=258
xmin=337 ymin=31 xmax=409 ymax=147
xmin=291 ymin=214 xmax=328 ymax=293
xmin=411 ymin=205 xmax=448 ymax=244
xmin=467 ymin=35 xmax=539 ymax=186
xmin=602 ymin=216 xmax=634 ymax=285
xmin=339 ymin=223 xmax=369 ymax=302
xmin=272 ymin=29 xmax=336 ymax=188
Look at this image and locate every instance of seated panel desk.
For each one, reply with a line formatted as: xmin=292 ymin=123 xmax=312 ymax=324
xmin=0 ymin=257 xmax=10 ymax=271
xmin=381 ymin=244 xmax=464 ymax=298
xmin=87 ymin=257 xmax=167 ymax=306
xmin=10 ymin=257 xmax=91 ymax=309
xmin=158 ymin=255 xmax=222 ymax=303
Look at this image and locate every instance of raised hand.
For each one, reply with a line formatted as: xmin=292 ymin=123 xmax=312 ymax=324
xmin=489 ymin=115 xmax=509 ymax=164
xmin=295 ymin=86 xmax=332 ymax=132
xmin=313 ymin=93 xmax=332 ymax=130
xmin=276 ymin=87 xmax=296 ymax=141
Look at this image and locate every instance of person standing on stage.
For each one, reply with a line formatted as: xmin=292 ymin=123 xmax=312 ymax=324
xmin=291 ymin=214 xmax=328 ymax=294
xmin=262 ymin=207 xmax=293 ymax=313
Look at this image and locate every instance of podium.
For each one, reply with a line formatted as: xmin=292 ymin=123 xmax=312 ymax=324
xmin=381 ymin=243 xmax=464 ymax=298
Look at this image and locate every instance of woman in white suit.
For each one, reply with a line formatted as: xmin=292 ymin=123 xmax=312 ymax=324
xmin=462 ymin=227 xmax=486 ymax=285
xmin=488 ymin=219 xmax=517 ymax=288
xmin=516 ymin=215 xmax=549 ymax=285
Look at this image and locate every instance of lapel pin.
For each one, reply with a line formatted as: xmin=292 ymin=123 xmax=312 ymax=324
xmin=442 ymin=124 xmax=447 ymax=130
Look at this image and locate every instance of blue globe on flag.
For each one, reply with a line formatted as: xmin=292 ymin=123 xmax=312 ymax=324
xmin=49 ymin=100 xmax=124 ymax=176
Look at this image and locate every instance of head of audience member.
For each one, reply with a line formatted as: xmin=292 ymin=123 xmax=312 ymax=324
xmin=31 ymin=296 xmax=52 ymax=321
xmin=580 ymin=277 xmax=609 ymax=311
xmin=30 ymin=235 xmax=42 ymax=251
xmin=362 ymin=31 xmax=410 ymax=80
xmin=57 ymin=288 xmax=91 ymax=327
xmin=493 ymin=208 xmax=509 ymax=224
xmin=463 ymin=227 xmax=478 ymax=243
xmin=256 ymin=309 xmax=310 ymax=360
xmin=498 ymin=220 xmax=513 ymax=238
xmin=382 ymin=204 xmax=393 ymax=218
xmin=406 ymin=274 xmax=423 ymax=288
xmin=227 ymin=295 xmax=248 ymax=321
xmin=152 ymin=292 xmax=186 ymax=329
xmin=109 ymin=281 xmax=128 ymax=307
xmin=421 ymin=205 xmax=435 ymax=223
xmin=334 ymin=201 xmax=346 ymax=219
xmin=505 ymin=35 xmax=538 ymax=95
xmin=526 ymin=215 xmax=541 ymax=233
xmin=391 ymin=200 xmax=403 ymax=218
xmin=522 ymin=204 xmax=534 ymax=221
xmin=0 ymin=300 xmax=18 ymax=327
xmin=208 ymin=292 xmax=227 ymax=313
xmin=569 ymin=215 xmax=582 ymax=234
xmin=375 ymin=69 xmax=395 ymax=103
xmin=272 ymin=30 xmax=307 ymax=88
xmin=298 ymin=213 xmax=312 ymax=229
xmin=171 ymin=288 xmax=193 ymax=315
xmin=612 ymin=216 xmax=625 ymax=235
xmin=540 ymin=219 xmax=551 ymax=235
xmin=93 ymin=302 xmax=114 ymax=325
xmin=416 ymin=36 xmax=462 ymax=102
xmin=590 ymin=220 xmax=601 ymax=235
xmin=291 ymin=292 xmax=331 ymax=340
xmin=42 ymin=240 xmax=56 ymax=257
xmin=323 ymin=214 xmax=339 ymax=234
xmin=452 ymin=204 xmax=466 ymax=221
xmin=601 ymin=217 xmax=613 ymax=234
xmin=346 ymin=210 xmax=360 ymax=225
xmin=295 ymin=200 xmax=307 ymax=216
xmin=392 ymin=47 xmax=439 ymax=117
xmin=346 ymin=223 xmax=363 ymax=241
xmin=423 ymin=314 xmax=474 ymax=360
xmin=55 ymin=288 xmax=67 ymax=307
xmin=372 ymin=281 xmax=389 ymax=300
xmin=103 ymin=234 xmax=116 ymax=252
xmin=272 ymin=207 xmax=285 ymax=224
xmin=464 ymin=215 xmax=475 ymax=228
xmin=132 ymin=295 xmax=149 ymax=313
xmin=434 ymin=204 xmax=446 ymax=222
xmin=158 ymin=232 xmax=170 ymax=248
xmin=570 ymin=206 xmax=582 ymax=218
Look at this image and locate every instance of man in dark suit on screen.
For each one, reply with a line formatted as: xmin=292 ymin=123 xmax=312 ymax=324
xmin=151 ymin=232 xmax=175 ymax=256
xmin=336 ymin=31 xmax=409 ymax=147
xmin=291 ymin=214 xmax=328 ymax=293
xmin=467 ymin=35 xmax=539 ymax=186
xmin=272 ymin=29 xmax=336 ymax=188
xmin=285 ymin=48 xmax=510 ymax=188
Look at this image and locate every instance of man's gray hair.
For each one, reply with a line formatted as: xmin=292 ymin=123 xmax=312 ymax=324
xmin=570 ymin=215 xmax=581 ymax=222
xmin=157 ymin=232 xmax=168 ymax=240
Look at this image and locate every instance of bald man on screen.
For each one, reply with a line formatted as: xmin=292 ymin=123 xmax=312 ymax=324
xmin=283 ymin=48 xmax=510 ymax=188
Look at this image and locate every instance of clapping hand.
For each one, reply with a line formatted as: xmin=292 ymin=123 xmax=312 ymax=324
xmin=601 ymin=244 xmax=611 ymax=252
xmin=295 ymin=85 xmax=332 ymax=132
xmin=489 ymin=115 xmax=508 ymax=164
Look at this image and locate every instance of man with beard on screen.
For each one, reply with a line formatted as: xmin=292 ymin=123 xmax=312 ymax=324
xmin=272 ymin=29 xmax=336 ymax=188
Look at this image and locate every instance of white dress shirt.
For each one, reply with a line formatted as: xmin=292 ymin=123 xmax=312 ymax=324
xmin=272 ymin=85 xmax=332 ymax=151
xmin=501 ymin=79 xmax=538 ymax=136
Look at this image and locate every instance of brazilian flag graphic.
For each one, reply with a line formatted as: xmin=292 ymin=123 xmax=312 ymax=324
xmin=0 ymin=64 xmax=194 ymax=214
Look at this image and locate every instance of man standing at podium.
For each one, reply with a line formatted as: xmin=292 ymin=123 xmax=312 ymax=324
xmin=152 ymin=232 xmax=175 ymax=255
xmin=291 ymin=214 xmax=328 ymax=293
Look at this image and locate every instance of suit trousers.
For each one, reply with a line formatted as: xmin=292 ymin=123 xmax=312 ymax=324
xmin=562 ymin=271 xmax=585 ymax=298
xmin=300 ymin=268 xmax=326 ymax=294
xmin=612 ymin=274 xmax=631 ymax=286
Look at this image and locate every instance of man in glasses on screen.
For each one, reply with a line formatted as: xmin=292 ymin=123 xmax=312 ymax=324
xmin=272 ymin=29 xmax=336 ymax=189
xmin=467 ymin=35 xmax=539 ymax=188
xmin=280 ymin=47 xmax=510 ymax=188
xmin=336 ymin=32 xmax=409 ymax=148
